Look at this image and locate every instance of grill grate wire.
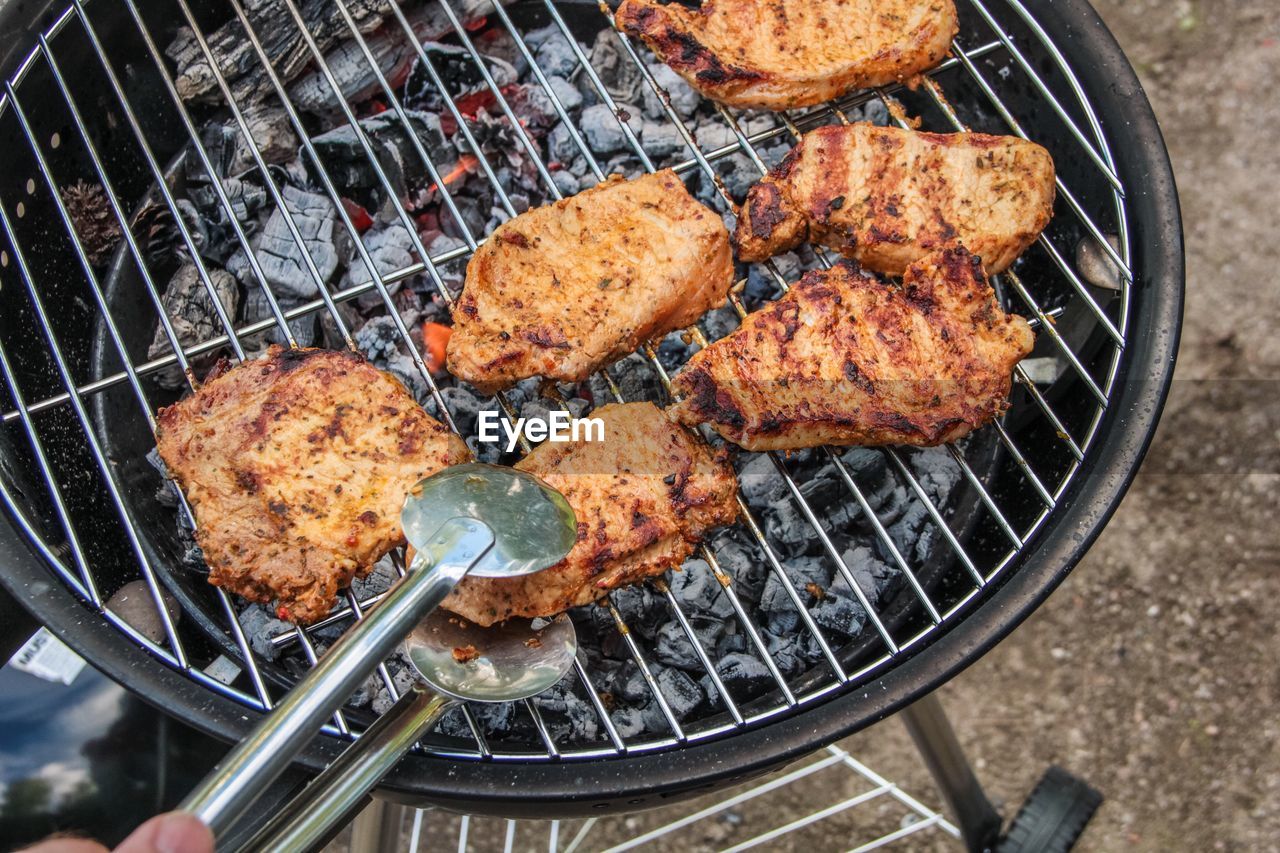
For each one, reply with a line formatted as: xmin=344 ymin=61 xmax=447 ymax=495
xmin=0 ymin=0 xmax=1129 ymax=762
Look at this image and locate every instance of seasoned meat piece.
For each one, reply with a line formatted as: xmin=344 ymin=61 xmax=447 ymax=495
xmin=447 ymin=170 xmax=733 ymax=393
xmin=616 ymin=0 xmax=957 ymax=110
xmin=735 ymin=124 xmax=1056 ymax=274
xmin=669 ymin=248 xmax=1035 ymax=450
xmin=155 ymin=346 xmax=469 ymax=624
xmin=440 ymin=403 xmax=738 ymax=626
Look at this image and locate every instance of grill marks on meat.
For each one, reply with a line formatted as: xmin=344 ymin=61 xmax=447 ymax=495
xmin=446 ymin=170 xmax=734 ymax=393
xmin=155 ymin=346 xmax=470 ymax=624
xmin=735 ymin=124 xmax=1056 ymax=275
xmin=669 ymin=248 xmax=1035 ymax=451
xmin=616 ymin=0 xmax=957 ymax=110
xmin=441 ymin=403 xmax=738 ymax=626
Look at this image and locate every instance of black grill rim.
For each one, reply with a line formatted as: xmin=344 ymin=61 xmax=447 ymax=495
xmin=0 ymin=0 xmax=1182 ymax=817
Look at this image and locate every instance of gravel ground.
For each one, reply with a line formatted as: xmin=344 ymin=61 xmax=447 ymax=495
xmin=339 ymin=2 xmax=1278 ymax=849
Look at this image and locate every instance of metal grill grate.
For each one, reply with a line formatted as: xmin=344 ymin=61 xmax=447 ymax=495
xmin=0 ymin=0 xmax=1129 ymax=764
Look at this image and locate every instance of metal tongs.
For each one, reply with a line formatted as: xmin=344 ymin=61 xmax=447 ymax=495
xmin=177 ymin=464 xmax=578 ymax=844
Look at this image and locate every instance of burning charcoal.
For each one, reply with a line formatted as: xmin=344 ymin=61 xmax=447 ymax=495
xmin=655 ymin=621 xmax=699 ymax=671
xmin=346 ymin=675 xmax=376 ymax=710
xmin=353 ymin=314 xmax=403 ymax=367
xmin=343 ymin=223 xmax=416 ymax=310
xmin=711 ymin=536 xmax=765 ymax=603
xmin=910 ymin=446 xmax=961 ymax=502
xmin=669 ymin=559 xmax=733 ymax=618
xmin=721 ymin=153 xmax=761 ymax=201
xmin=609 ymin=585 xmax=666 ymax=639
xmin=765 ymin=501 xmax=818 ymax=556
xmin=371 ymin=667 xmax=420 ymax=715
xmin=403 ymin=42 xmax=518 ymax=114
xmin=715 ymin=652 xmax=774 ymax=697
xmin=547 ymin=75 xmax=583 ymax=113
xmin=738 ymin=454 xmax=786 ymax=507
xmin=311 ymin=110 xmax=449 ymax=204
xmin=526 ymin=25 xmax=581 ymax=78
xmin=533 ymin=680 xmax=599 ymax=743
xmin=581 ymin=103 xmax=636 ymax=155
xmin=148 ymin=262 xmax=239 ymax=389
xmin=716 ymin=632 xmax=748 ymax=658
xmin=886 ymin=500 xmax=932 ymax=564
xmin=145 ymin=448 xmax=181 ymax=509
xmin=506 ymin=83 xmax=560 ymax=131
xmin=701 ymin=306 xmax=739 ymax=342
xmin=640 ymin=121 xmax=686 ymax=160
xmin=840 ymin=545 xmax=894 ymax=607
xmin=589 ymin=352 xmax=661 ymax=403
xmin=435 ymin=706 xmax=473 ymax=739
xmin=652 ymin=664 xmax=704 ymax=721
xmin=609 ymin=706 xmax=646 ymax=739
xmin=550 ymin=169 xmax=580 ymax=197
xmin=187 ymin=176 xmax=270 ymax=230
xmin=251 ymin=185 xmax=348 ymax=299
xmin=861 ymin=99 xmax=890 ymax=126
xmin=60 ymin=181 xmax=122 ymax=267
xmin=164 ymin=0 xmax=506 ymax=105
xmin=657 ymin=331 xmax=694 ymax=372
xmin=811 ymin=591 xmax=867 ymax=636
xmin=762 ymin=631 xmax=806 ymax=678
xmin=350 ymin=555 xmax=397 ymax=599
xmin=759 ymin=555 xmax=831 ymax=612
xmin=605 ymin=152 xmax=645 ymax=181
xmin=441 ymin=195 xmax=486 ymax=243
xmin=587 ymin=28 xmax=644 ymax=103
xmin=693 ymin=117 xmax=737 ymax=152
xmin=241 ymin=288 xmax=319 ymax=355
xmin=434 ymin=385 xmax=486 ymax=437
xmin=840 ymin=446 xmax=889 ymax=482
xmin=799 ymin=468 xmax=842 ymax=512
xmin=548 ymin=123 xmax=580 ymax=165
xmin=610 ymin=661 xmax=650 ymax=704
xmin=206 ymin=104 xmax=296 ymax=177
xmin=288 ymin=28 xmax=417 ymax=118
xmin=641 ymin=63 xmax=701 ymax=120
xmin=238 ymin=604 xmax=291 ymax=662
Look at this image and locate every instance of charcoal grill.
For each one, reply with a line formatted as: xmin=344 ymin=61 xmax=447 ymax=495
xmin=0 ymin=0 xmax=1181 ymax=831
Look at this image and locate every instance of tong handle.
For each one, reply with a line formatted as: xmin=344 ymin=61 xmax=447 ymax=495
xmin=178 ymin=517 xmax=494 ymax=839
xmin=242 ymin=684 xmax=454 ymax=851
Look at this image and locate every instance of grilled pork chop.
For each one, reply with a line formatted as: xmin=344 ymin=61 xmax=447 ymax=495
xmin=616 ymin=0 xmax=957 ymax=110
xmin=440 ymin=402 xmax=738 ymax=626
xmin=735 ymin=124 xmax=1056 ymax=274
xmin=155 ymin=346 xmax=469 ymax=624
xmin=669 ymin=248 xmax=1034 ymax=450
xmin=447 ymin=170 xmax=733 ymax=393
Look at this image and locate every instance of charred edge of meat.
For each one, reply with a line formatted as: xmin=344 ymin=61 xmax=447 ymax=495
xmin=678 ymin=368 xmax=745 ymax=429
xmin=735 ymin=181 xmax=808 ymax=260
xmin=618 ymin=5 xmax=764 ymax=87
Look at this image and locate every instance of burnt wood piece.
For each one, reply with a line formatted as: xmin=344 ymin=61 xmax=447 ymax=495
xmin=165 ymin=0 xmax=511 ymax=107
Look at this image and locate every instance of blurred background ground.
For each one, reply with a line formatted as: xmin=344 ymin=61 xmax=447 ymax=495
xmin=411 ymin=1 xmax=1279 ymax=850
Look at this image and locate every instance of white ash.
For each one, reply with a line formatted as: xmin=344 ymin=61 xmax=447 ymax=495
xmin=579 ymin=102 xmax=641 ymax=154
xmin=148 ymin=262 xmax=240 ymax=389
xmin=641 ymin=63 xmax=700 ymax=119
xmin=246 ymin=185 xmax=350 ymax=299
xmin=546 ymin=75 xmax=583 ymax=113
xmin=524 ymin=24 xmax=583 ymax=79
xmin=640 ymin=120 xmax=685 ymax=160
xmin=240 ymin=287 xmax=320 ymax=354
xmin=344 ymin=223 xmax=416 ymax=310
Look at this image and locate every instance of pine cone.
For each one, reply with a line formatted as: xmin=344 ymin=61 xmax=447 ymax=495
xmin=60 ymin=181 xmax=123 ymax=267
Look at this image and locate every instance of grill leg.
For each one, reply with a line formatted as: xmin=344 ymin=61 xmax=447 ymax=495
xmin=900 ymin=692 xmax=1003 ymax=853
xmin=350 ymin=796 xmax=408 ymax=853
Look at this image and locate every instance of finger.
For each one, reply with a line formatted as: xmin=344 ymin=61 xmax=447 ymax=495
xmin=19 ymin=837 xmax=108 ymax=853
xmin=113 ymin=813 xmax=213 ymax=853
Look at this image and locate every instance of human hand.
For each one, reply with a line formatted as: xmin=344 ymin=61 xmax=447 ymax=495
xmin=20 ymin=812 xmax=213 ymax=853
